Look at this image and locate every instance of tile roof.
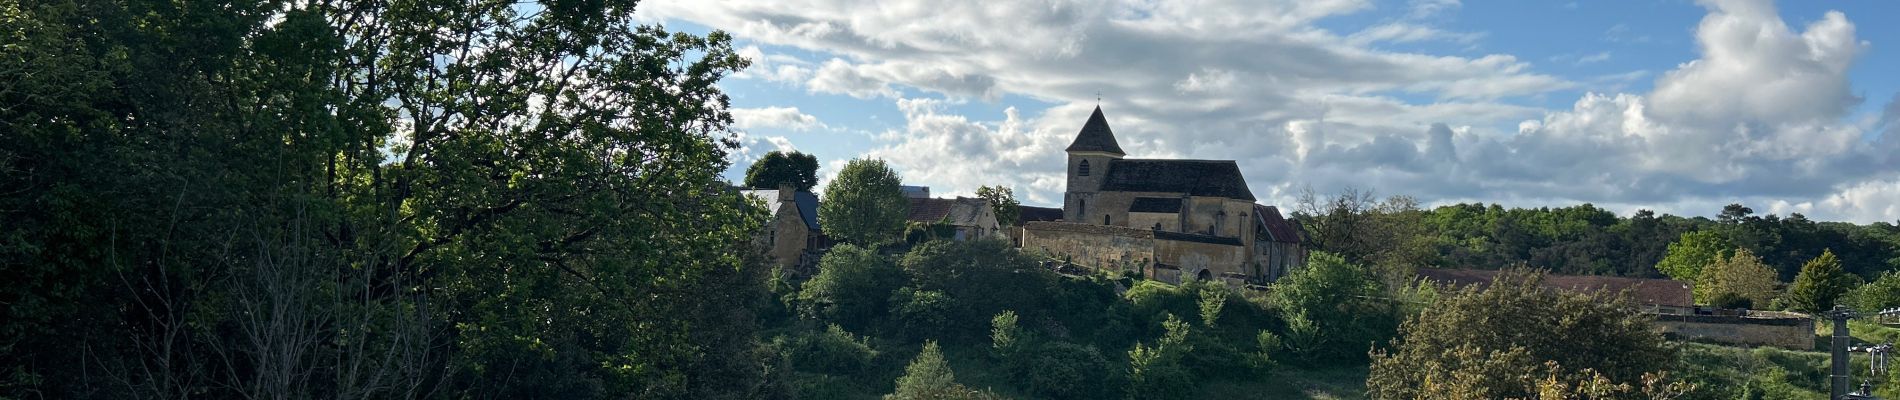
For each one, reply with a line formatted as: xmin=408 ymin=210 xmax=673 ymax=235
xmin=740 ymin=189 xmax=822 ymax=231
xmin=1065 ymin=106 xmax=1126 ymax=154
xmin=1413 ymin=269 xmax=1694 ymax=307
xmin=1129 ymin=197 xmax=1183 ymax=213
xmin=1253 ymin=205 xmax=1302 ymax=244
xmin=1018 ymin=206 xmax=1064 ymax=225
xmin=907 ymin=197 xmax=992 ymax=227
xmin=1101 ymin=159 xmax=1256 ymax=201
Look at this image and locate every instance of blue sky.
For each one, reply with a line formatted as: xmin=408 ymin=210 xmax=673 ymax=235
xmin=640 ymin=0 xmax=1900 ymax=223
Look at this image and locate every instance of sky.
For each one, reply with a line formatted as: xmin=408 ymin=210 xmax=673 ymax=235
xmin=634 ymin=0 xmax=1900 ymax=223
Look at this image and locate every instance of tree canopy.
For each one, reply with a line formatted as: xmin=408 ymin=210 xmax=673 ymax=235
xmin=975 ymin=185 xmax=1021 ymax=227
xmin=745 ymin=150 xmax=820 ymax=191
xmin=1787 ymin=249 xmax=1858 ymax=313
xmin=820 ymin=158 xmax=910 ymax=247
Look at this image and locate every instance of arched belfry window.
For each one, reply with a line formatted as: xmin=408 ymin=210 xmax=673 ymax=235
xmin=1078 ymin=160 xmax=1091 ymax=176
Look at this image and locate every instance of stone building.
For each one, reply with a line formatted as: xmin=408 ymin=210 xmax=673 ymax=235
xmin=741 ymin=185 xmax=830 ymax=271
xmin=907 ymin=197 xmax=1004 ymax=241
xmin=1021 ymin=106 xmax=1305 ymax=285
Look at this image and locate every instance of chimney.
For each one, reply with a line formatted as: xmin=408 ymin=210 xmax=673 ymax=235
xmin=776 ymin=183 xmax=795 ymax=201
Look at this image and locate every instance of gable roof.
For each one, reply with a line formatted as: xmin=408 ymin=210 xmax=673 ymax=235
xmin=1100 ymin=159 xmax=1256 ymax=201
xmin=1065 ymin=106 xmax=1126 ymax=155
xmin=740 ymin=189 xmax=821 ymax=231
xmin=1254 ymin=205 xmax=1301 ymax=244
xmin=1413 ymin=269 xmax=1694 ymax=307
xmin=1129 ymin=197 xmax=1183 ymax=213
xmin=907 ymin=197 xmax=994 ymax=227
xmin=1018 ymin=206 xmax=1064 ymax=225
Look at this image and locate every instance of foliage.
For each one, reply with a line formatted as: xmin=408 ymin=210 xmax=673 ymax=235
xmin=1269 ymin=251 xmax=1395 ymax=364
xmin=1013 ymin=341 xmax=1114 ymax=399
xmin=891 ymin=288 xmax=955 ymax=340
xmin=898 ymin=239 xmax=1061 ymax=341
xmin=989 ymin=311 xmax=1021 ymax=359
xmin=1658 ymin=231 xmax=1736 ymax=282
xmin=1696 ymin=249 xmax=1779 ymax=307
xmin=974 ymin=185 xmax=1020 ymax=227
xmin=1126 ymin=314 xmax=1196 ymax=400
xmin=777 ymin=324 xmax=880 ymax=375
xmin=1787 ymin=249 xmax=1859 ymax=313
xmin=1198 ymin=284 xmax=1228 ymax=328
xmin=1851 ymin=270 xmax=1900 ymax=314
xmin=886 ymin=341 xmax=1002 ymax=400
xmin=799 ymin=244 xmax=906 ymax=331
xmin=745 ymin=150 xmax=820 ymax=191
xmin=1367 ymin=270 xmax=1678 ymax=400
xmin=0 ymin=0 xmax=777 ymax=396
xmin=1252 ymin=330 xmax=1284 ymax=370
xmin=821 ymin=159 xmax=909 ymax=247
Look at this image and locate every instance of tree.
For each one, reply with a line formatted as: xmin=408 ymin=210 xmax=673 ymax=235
xmin=1269 ymin=251 xmax=1394 ymax=363
xmin=1696 ymin=249 xmax=1779 ymax=307
xmin=1787 ymin=249 xmax=1858 ymax=313
xmin=1 ymin=0 xmax=774 ymax=397
xmin=1126 ymin=314 xmax=1195 ymax=400
xmin=1656 ymin=230 xmax=1734 ymax=282
xmin=821 ymin=159 xmax=909 ymax=247
xmin=886 ymin=341 xmax=1000 ymax=400
xmin=1367 ymin=270 xmax=1680 ymax=400
xmin=798 ymin=244 xmax=905 ymax=330
xmin=1851 ymin=271 xmax=1900 ymax=314
xmin=745 ymin=150 xmax=820 ymax=191
xmin=975 ymin=185 xmax=1020 ymax=227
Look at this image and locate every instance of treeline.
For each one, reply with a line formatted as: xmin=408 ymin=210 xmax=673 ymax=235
xmin=1295 ymin=188 xmax=1900 ymax=280
xmin=2 ymin=0 xmax=778 ymax=398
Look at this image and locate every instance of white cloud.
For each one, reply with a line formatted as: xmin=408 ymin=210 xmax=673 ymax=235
xmin=731 ymin=106 xmax=825 ymax=131
xmin=652 ymin=0 xmax=1899 ymax=222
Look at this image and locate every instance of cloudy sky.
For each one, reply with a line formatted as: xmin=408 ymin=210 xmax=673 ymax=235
xmin=637 ymin=0 xmax=1900 ymax=223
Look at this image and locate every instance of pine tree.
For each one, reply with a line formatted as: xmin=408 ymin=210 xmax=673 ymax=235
xmin=1788 ymin=250 xmax=1859 ymax=313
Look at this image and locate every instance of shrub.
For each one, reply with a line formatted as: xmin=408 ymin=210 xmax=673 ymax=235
xmin=777 ymin=324 xmax=879 ymax=375
xmin=1014 ymin=342 xmax=1113 ymax=399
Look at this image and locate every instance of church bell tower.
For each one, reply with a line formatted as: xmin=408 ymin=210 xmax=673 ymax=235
xmin=1063 ymin=106 xmax=1126 ymax=223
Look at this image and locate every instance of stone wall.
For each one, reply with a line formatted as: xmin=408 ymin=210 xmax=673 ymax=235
xmin=1022 ymin=222 xmax=1155 ymax=276
xmin=1153 ymin=234 xmax=1250 ymax=282
xmin=1654 ymin=312 xmax=1813 ymax=350
xmin=764 ymin=201 xmax=811 ymax=268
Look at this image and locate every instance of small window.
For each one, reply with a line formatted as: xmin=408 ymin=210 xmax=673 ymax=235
xmin=1078 ymin=160 xmax=1091 ymax=176
xmin=1103 ymin=214 xmax=1111 ymax=225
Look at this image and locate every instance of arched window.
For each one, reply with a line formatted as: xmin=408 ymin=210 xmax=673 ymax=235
xmin=1078 ymin=160 xmax=1091 ymax=176
xmin=1103 ymin=214 xmax=1111 ymax=225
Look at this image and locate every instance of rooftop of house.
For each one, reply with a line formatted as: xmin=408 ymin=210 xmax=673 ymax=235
xmin=1254 ymin=205 xmax=1302 ymax=244
xmin=740 ymin=189 xmax=821 ymax=231
xmin=907 ymin=197 xmax=994 ymax=227
xmin=1018 ymin=205 xmax=1064 ymax=225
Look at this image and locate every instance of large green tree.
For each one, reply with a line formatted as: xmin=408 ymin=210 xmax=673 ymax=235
xmin=1787 ymin=249 xmax=1858 ymax=313
xmin=1268 ymin=251 xmax=1395 ymax=364
xmin=745 ymin=150 xmax=820 ymax=191
xmin=975 ymin=185 xmax=1020 ymax=227
xmin=1367 ymin=270 xmax=1682 ymax=400
xmin=0 ymin=0 xmax=775 ymax=397
xmin=1657 ymin=230 xmax=1735 ymax=282
xmin=820 ymin=158 xmax=909 ymax=247
xmin=1696 ymin=249 xmax=1779 ymax=307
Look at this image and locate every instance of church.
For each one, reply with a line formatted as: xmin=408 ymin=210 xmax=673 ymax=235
xmin=1021 ymin=107 xmax=1305 ymax=285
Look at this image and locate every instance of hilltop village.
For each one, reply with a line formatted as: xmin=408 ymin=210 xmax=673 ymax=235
xmin=744 ymin=107 xmax=1307 ymax=287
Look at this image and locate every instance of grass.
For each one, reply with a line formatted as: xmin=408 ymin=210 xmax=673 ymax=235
xmin=1195 ymin=367 xmax=1368 ymax=400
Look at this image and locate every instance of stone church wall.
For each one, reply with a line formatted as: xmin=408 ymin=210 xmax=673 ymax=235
xmin=1022 ymin=222 xmax=1155 ymax=276
xmin=1154 ymin=236 xmax=1250 ymax=282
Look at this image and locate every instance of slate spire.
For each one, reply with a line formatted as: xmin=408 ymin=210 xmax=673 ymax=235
xmin=1065 ymin=106 xmax=1126 ymax=155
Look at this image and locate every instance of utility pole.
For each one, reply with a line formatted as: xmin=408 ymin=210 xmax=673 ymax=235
xmin=1835 ymin=305 xmax=1854 ymax=399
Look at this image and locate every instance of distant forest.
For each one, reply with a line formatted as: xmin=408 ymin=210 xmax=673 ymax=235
xmin=1289 ymin=188 xmax=1900 ymax=280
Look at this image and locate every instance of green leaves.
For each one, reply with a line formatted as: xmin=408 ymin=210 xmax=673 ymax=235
xmin=819 ymin=158 xmax=908 ymax=248
xmin=744 ymin=150 xmax=819 ymax=191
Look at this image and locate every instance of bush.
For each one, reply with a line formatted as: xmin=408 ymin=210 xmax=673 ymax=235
xmin=777 ymin=324 xmax=879 ymax=375
xmin=1271 ymin=252 xmax=1395 ymax=364
xmin=798 ymin=244 xmax=905 ymax=330
xmin=1013 ymin=341 xmax=1113 ymax=399
xmin=890 ymin=288 xmax=952 ymax=340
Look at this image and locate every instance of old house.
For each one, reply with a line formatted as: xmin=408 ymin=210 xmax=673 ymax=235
xmin=1020 ymin=106 xmax=1306 ymax=285
xmin=907 ymin=197 xmax=1003 ymax=241
xmin=741 ymin=185 xmax=830 ymax=271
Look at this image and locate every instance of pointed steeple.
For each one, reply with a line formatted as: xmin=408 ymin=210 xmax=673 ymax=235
xmin=1065 ymin=106 xmax=1125 ymax=155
